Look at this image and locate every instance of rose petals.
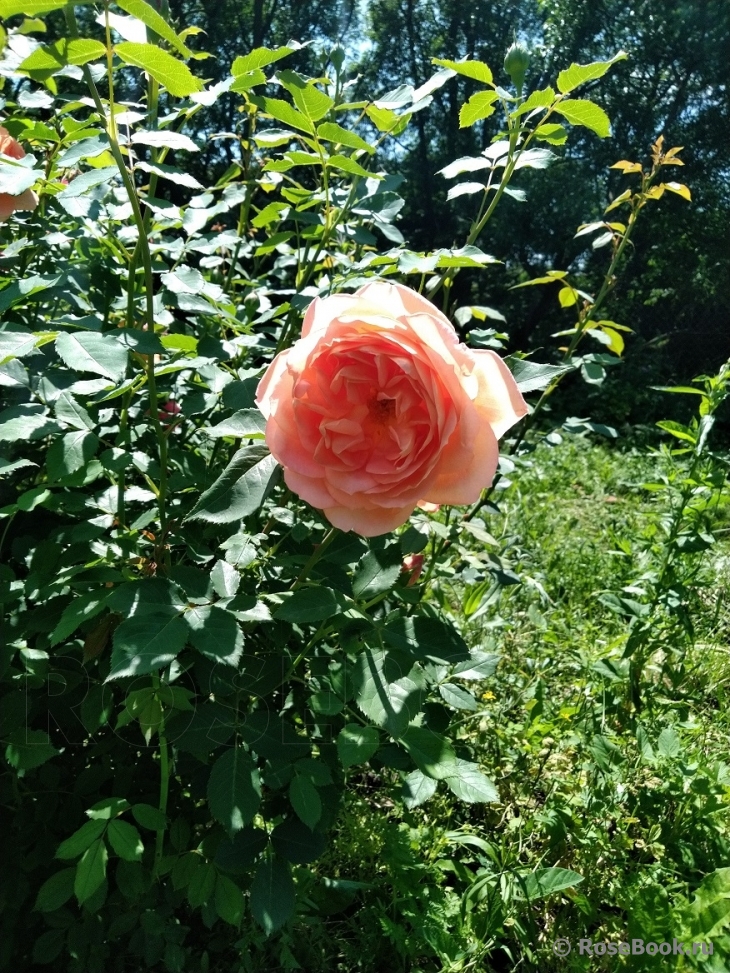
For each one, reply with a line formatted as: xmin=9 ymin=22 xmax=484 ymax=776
xmin=256 ymin=282 xmax=527 ymax=536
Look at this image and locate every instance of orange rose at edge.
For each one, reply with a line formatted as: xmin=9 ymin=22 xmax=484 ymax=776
xmin=0 ymin=126 xmax=39 ymax=223
xmin=256 ymin=281 xmax=528 ymax=537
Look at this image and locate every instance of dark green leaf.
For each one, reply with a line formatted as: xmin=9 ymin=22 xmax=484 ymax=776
xmin=352 ymin=549 xmax=402 ymax=599
xmin=273 ymin=586 xmax=340 ymax=623
xmin=56 ymin=819 xmax=106 ymax=860
xmin=131 ymin=802 xmax=168 ymax=831
xmin=353 ymin=646 xmax=425 ymax=737
xmin=186 ymin=445 xmax=279 ymax=523
xmin=34 ymin=868 xmax=76 ymax=911
xmin=74 ymin=838 xmax=108 ymax=904
xmin=215 ymin=874 xmax=244 ymax=926
xmin=5 ymin=728 xmax=58 ymax=771
xmin=55 ymin=332 xmax=128 ymax=383
xmin=107 ymin=820 xmax=143 ymax=862
xmin=186 ymin=605 xmax=243 ymax=666
xmin=271 ymin=817 xmax=326 ymax=864
xmin=107 ymin=612 xmax=188 ymax=680
xmin=207 ymin=746 xmax=261 ymax=835
xmin=250 ymin=857 xmax=295 ymax=934
xmin=336 ymin=724 xmax=380 ymax=769
xmin=289 ymin=774 xmax=321 ymax=828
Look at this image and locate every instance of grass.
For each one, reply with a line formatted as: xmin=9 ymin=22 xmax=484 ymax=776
xmin=240 ymin=434 xmax=730 ymax=973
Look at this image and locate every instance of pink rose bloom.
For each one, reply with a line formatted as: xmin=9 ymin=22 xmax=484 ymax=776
xmin=0 ymin=126 xmax=38 ymax=222
xmin=256 ymin=281 xmax=527 ymax=536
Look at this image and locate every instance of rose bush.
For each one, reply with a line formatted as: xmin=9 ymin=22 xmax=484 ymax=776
xmin=256 ymin=281 xmax=528 ymax=536
xmin=0 ymin=126 xmax=38 ymax=222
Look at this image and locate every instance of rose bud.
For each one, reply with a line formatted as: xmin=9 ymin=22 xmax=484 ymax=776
xmin=0 ymin=126 xmax=39 ymax=222
xmin=256 ymin=281 xmax=527 ymax=537
xmin=504 ymin=41 xmax=530 ymax=93
xmin=402 ymin=553 xmax=425 ymax=587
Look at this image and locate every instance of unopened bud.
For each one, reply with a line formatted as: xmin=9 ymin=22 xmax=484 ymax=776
xmin=504 ymin=41 xmax=530 ymax=92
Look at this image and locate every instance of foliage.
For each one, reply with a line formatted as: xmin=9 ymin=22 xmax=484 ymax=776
xmin=0 ymin=3 xmax=728 ymax=972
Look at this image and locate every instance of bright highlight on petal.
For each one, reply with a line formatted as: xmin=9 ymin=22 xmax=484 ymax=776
xmin=256 ymin=282 xmax=528 ymax=536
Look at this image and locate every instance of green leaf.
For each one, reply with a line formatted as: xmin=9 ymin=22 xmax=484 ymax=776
xmin=337 ymin=724 xmax=380 ymax=769
xmin=316 ymin=121 xmax=374 ymax=154
xmin=107 ymin=611 xmax=188 ymax=680
xmin=0 ymin=326 xmax=42 ymax=365
xmin=352 ymin=549 xmax=402 ymax=599
xmin=554 ymin=98 xmax=611 ymax=138
xmin=0 ymin=274 xmax=61 ymax=314
xmin=354 ymin=646 xmax=425 ymax=738
xmin=187 ymin=861 xmax=216 ymax=908
xmin=250 ymin=856 xmax=295 ymax=934
xmin=18 ymin=38 xmax=106 ymax=75
xmin=46 ymin=430 xmax=99 ymax=479
xmin=452 ymin=651 xmax=499 ymax=681
xmin=85 ymin=797 xmax=130 ymax=820
xmin=56 ymin=819 xmax=107 ymax=860
xmin=215 ymin=827 xmax=268 ymax=873
xmin=232 ymin=46 xmax=292 ymax=74
xmin=186 ymin=445 xmax=279 ymax=524
xmin=0 ymin=0 xmax=76 ymax=13
xmin=115 ymin=42 xmax=202 ymax=98
xmin=327 ymin=154 xmax=373 ymax=178
xmin=273 ymin=586 xmax=340 ymax=623
xmin=432 ymin=57 xmax=492 ymax=84
xmin=277 ymin=70 xmax=334 ymax=120
xmin=380 ymin=615 xmax=469 ymax=664
xmin=271 ymin=818 xmax=326 ymax=864
xmin=205 ymin=409 xmax=266 ymax=438
xmin=115 ymin=0 xmax=191 ymax=57
xmin=54 ymin=391 xmax=95 ymax=430
xmin=134 ymin=159 xmax=203 ymax=189
xmin=256 ymin=97 xmax=314 ymax=134
xmin=56 ymin=166 xmax=119 ymax=201
xmin=557 ymin=52 xmax=627 ymax=94
xmin=215 ymin=874 xmax=244 ymax=926
xmin=438 ymin=683 xmax=478 ymax=711
xmin=5 ymin=728 xmax=58 ymax=771
xmin=657 ymin=726 xmax=681 ymax=758
xmin=50 ymin=591 xmax=107 ymax=646
xmin=207 ymin=747 xmax=261 ymax=835
xmin=74 ymin=839 xmax=108 ymax=904
xmin=107 ymin=820 xmax=143 ymax=862
xmin=289 ymin=774 xmax=321 ymax=828
xmin=444 ymin=759 xmax=499 ymax=803
xmin=510 ymin=86 xmax=555 ymax=118
xmin=0 ymin=158 xmax=40 ymax=196
xmin=534 ymin=123 xmax=568 ymax=145
xmin=131 ymin=130 xmax=200 ymax=152
xmin=186 ymin=605 xmax=243 ymax=666
xmin=402 ymin=769 xmax=438 ymax=809
xmin=656 ymin=420 xmax=696 ymax=444
xmin=239 ymin=711 xmax=308 ymax=762
xmin=507 ymin=358 xmax=574 ymax=394
xmin=34 ymin=868 xmax=76 ymax=912
xmin=398 ymin=725 xmax=458 ymax=779
xmin=55 ymin=331 xmax=128 ymax=383
xmin=459 ymin=90 xmax=499 ymax=128
xmin=519 ymin=866 xmax=584 ymax=900
xmin=131 ymin=803 xmax=168 ymax=831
